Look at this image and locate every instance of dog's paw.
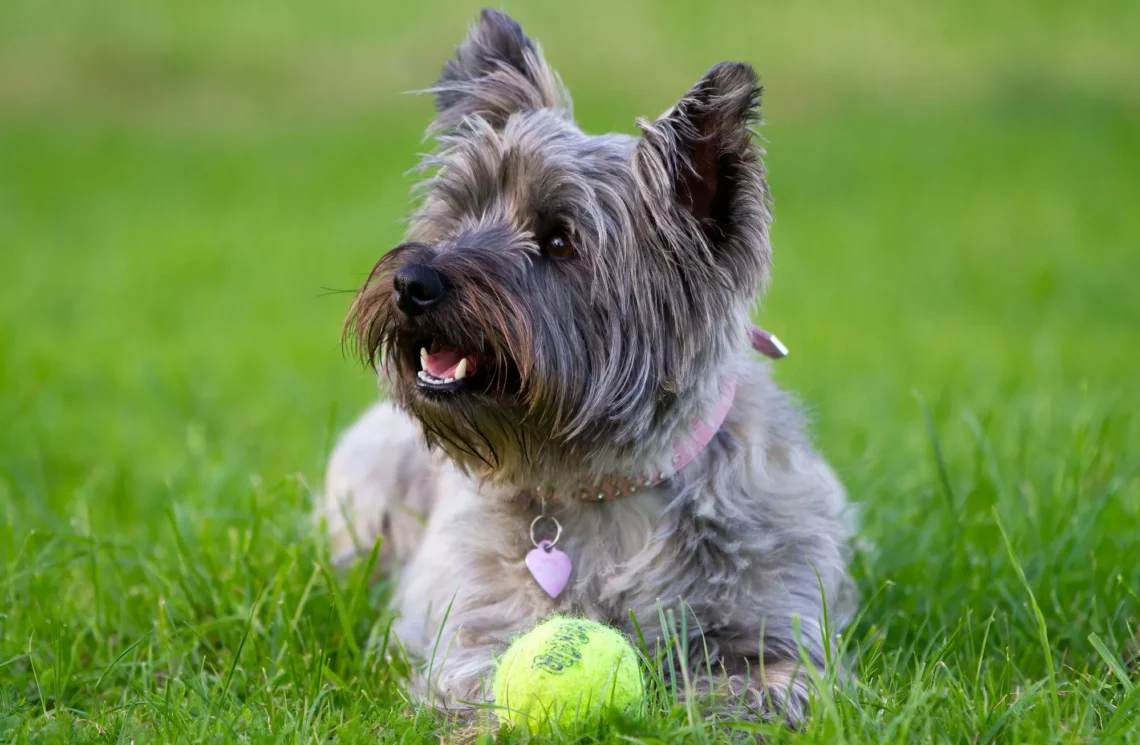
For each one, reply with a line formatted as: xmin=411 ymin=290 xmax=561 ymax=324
xmin=687 ymin=659 xmax=810 ymax=727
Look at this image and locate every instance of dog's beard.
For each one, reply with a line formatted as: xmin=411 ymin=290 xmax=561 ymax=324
xmin=395 ymin=331 xmax=530 ymax=479
xmin=406 ymin=392 xmax=535 ymax=479
xmin=347 ymin=246 xmax=548 ymax=481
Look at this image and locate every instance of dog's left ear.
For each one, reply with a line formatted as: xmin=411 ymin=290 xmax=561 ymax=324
xmin=634 ymin=62 xmax=771 ymax=275
xmin=431 ymin=9 xmax=571 ymax=132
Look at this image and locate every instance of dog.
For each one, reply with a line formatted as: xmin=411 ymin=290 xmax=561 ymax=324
xmin=317 ymin=8 xmax=852 ymax=726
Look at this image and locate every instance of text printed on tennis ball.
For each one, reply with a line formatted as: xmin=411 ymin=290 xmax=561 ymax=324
xmin=531 ymin=621 xmax=592 ymax=673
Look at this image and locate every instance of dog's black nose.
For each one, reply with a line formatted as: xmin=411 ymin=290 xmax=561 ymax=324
xmin=393 ymin=264 xmax=445 ymax=316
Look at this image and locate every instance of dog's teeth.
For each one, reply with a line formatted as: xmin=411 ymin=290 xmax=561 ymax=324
xmin=420 ymin=348 xmax=428 ymax=369
xmin=443 ymin=377 xmax=454 ymax=383
xmin=454 ymin=358 xmax=468 ymax=380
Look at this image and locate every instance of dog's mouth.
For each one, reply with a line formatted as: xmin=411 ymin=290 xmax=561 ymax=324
xmin=414 ymin=339 xmax=484 ymax=393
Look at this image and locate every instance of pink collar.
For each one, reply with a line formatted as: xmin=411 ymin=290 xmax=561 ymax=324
xmin=559 ymin=326 xmax=788 ymax=502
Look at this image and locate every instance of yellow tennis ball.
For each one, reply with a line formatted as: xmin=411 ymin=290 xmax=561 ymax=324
xmin=493 ymin=615 xmax=644 ymax=730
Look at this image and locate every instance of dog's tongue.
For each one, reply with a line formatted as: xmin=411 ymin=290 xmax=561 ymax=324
xmin=424 ymin=346 xmax=468 ymax=378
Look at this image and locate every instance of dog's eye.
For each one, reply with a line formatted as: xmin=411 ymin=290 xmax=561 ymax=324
xmin=542 ymin=231 xmax=575 ymax=259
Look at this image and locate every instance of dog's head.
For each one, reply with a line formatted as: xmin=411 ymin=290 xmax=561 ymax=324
xmin=349 ymin=9 xmax=772 ymax=486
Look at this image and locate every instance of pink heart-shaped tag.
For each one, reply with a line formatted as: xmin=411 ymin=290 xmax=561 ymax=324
xmin=525 ymin=540 xmax=572 ymax=598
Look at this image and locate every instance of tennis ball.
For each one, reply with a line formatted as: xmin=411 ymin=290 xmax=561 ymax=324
xmin=492 ymin=615 xmax=644 ymax=730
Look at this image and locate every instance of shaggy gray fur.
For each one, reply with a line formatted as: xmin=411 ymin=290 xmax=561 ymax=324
xmin=318 ymin=8 xmax=852 ymax=725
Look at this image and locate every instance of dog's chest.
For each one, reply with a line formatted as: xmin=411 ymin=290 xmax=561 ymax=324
xmin=497 ymin=491 xmax=679 ymax=614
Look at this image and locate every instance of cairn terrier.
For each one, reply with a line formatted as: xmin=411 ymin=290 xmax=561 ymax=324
xmin=318 ymin=8 xmax=852 ymax=725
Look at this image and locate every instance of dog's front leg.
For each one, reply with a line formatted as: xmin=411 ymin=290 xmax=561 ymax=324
xmin=317 ymin=401 xmax=450 ymax=569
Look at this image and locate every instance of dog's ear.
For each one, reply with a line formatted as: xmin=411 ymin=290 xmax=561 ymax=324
xmin=431 ymin=9 xmax=571 ymax=132
xmin=634 ymin=62 xmax=771 ymax=276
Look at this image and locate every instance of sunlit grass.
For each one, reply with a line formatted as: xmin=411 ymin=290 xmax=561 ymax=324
xmin=1 ymin=1 xmax=1138 ymax=742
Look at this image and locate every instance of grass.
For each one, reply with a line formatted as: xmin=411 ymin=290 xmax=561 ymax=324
xmin=1 ymin=0 xmax=1139 ymax=742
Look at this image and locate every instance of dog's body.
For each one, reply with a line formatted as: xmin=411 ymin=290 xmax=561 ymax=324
xmin=317 ymin=9 xmax=852 ymax=724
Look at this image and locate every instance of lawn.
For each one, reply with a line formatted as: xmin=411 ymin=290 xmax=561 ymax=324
xmin=2 ymin=0 xmax=1139 ymax=742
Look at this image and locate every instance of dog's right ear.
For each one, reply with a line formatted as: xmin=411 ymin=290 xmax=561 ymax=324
xmin=430 ymin=9 xmax=571 ymax=132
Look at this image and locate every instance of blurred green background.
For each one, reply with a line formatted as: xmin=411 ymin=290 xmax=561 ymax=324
xmin=1 ymin=0 xmax=1139 ymax=741
xmin=2 ymin=0 xmax=1136 ymax=494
